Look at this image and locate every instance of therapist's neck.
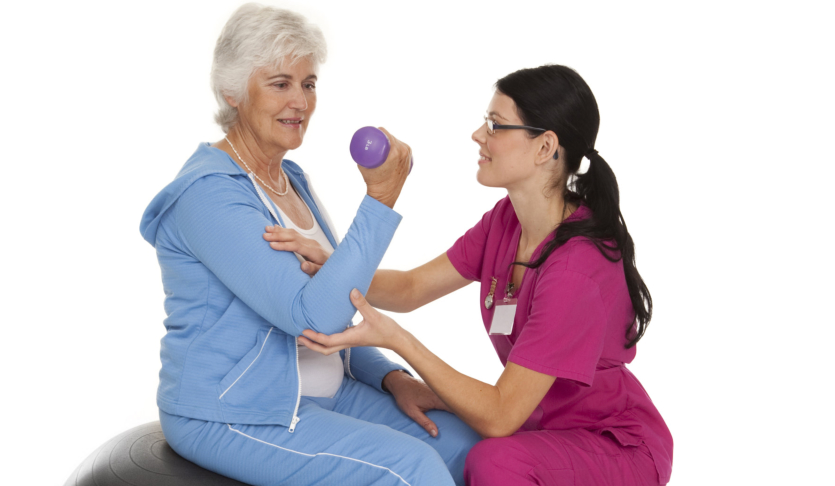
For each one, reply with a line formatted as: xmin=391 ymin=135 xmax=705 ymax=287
xmin=507 ymin=181 xmax=570 ymax=253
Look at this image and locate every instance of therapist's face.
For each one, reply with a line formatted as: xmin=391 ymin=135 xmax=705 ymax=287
xmin=472 ymin=92 xmax=541 ymax=190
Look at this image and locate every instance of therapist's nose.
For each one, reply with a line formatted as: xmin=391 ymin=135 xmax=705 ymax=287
xmin=472 ymin=122 xmax=488 ymax=145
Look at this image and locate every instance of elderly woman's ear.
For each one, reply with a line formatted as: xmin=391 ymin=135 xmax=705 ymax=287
xmin=223 ymin=94 xmax=239 ymax=108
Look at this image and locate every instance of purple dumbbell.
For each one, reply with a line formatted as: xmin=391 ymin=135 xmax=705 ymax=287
xmin=349 ymin=126 xmax=413 ymax=172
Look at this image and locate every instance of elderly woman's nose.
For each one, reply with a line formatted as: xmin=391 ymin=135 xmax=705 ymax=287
xmin=288 ymin=86 xmax=309 ymax=111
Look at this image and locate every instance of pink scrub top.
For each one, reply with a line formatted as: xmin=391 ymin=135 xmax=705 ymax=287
xmin=447 ymin=197 xmax=673 ymax=484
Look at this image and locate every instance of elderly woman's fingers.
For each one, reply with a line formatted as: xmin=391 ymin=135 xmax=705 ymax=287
xmin=406 ymin=408 xmax=439 ymax=438
xmin=376 ymin=127 xmax=393 ymax=143
xmin=268 ymin=241 xmax=309 ymax=255
xmin=263 ymin=226 xmax=299 ymax=241
xmin=269 ymin=241 xmax=298 ymax=251
xmin=264 ymin=227 xmax=331 ymax=265
xmin=357 ymin=128 xmax=410 ymax=208
xmin=301 ymin=261 xmax=322 ymax=275
xmin=377 ymin=127 xmax=411 ymax=170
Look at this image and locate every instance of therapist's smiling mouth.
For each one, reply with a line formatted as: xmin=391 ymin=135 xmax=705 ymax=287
xmin=478 ymin=152 xmax=492 ymax=163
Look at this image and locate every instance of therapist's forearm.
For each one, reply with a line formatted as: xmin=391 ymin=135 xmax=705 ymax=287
xmin=368 ymin=254 xmax=471 ymax=314
xmin=367 ymin=270 xmax=417 ymax=312
xmin=391 ymin=331 xmax=507 ymax=438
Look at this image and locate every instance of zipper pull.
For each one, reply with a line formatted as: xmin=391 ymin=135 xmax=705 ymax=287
xmin=288 ymin=416 xmax=300 ymax=433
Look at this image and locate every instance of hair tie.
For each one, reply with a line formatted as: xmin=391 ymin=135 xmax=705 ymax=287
xmin=585 ymin=148 xmax=598 ymax=159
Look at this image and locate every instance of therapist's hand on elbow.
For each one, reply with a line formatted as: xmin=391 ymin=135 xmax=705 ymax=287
xmin=300 ymin=289 xmax=449 ymax=437
xmin=299 ymin=289 xmax=407 ymax=352
xmin=263 ymin=226 xmax=329 ymax=275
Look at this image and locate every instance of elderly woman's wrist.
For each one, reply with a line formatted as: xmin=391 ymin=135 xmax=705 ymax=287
xmin=382 ymin=369 xmax=412 ymax=393
xmin=367 ymin=190 xmax=398 ymax=209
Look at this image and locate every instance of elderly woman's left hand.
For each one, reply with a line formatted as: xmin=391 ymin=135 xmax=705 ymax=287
xmin=299 ymin=289 xmax=406 ymax=352
xmin=382 ymin=370 xmax=450 ymax=438
xmin=263 ymin=225 xmax=330 ymax=275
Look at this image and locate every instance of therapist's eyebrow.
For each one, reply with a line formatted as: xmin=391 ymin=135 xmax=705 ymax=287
xmin=487 ymin=111 xmax=508 ymax=121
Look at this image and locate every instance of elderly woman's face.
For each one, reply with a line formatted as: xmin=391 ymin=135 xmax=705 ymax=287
xmin=232 ymin=56 xmax=317 ymax=154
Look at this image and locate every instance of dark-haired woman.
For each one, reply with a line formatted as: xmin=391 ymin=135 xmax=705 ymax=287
xmin=265 ymin=64 xmax=673 ymax=485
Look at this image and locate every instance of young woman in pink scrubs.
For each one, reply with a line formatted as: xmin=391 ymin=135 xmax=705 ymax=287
xmin=266 ymin=64 xmax=673 ymax=485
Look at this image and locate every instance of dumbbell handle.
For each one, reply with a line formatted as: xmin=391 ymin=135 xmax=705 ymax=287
xmin=350 ymin=126 xmax=413 ymax=172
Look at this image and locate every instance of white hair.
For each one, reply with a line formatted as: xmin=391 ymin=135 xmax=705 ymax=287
xmin=211 ymin=3 xmax=327 ymax=133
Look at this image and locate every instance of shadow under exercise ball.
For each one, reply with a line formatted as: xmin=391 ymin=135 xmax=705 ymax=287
xmin=64 ymin=421 xmax=251 ymax=486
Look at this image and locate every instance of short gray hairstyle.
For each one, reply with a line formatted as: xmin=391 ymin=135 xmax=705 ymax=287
xmin=211 ymin=3 xmax=327 ymax=133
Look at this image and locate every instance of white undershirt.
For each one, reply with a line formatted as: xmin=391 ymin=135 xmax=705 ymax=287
xmin=273 ymin=197 xmax=344 ymax=399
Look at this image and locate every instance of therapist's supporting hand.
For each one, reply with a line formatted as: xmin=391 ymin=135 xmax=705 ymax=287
xmin=263 ymin=226 xmax=329 ymax=275
xmin=301 ymin=290 xmax=448 ymax=437
xmin=302 ymin=289 xmax=558 ymax=438
xmin=299 ymin=289 xmax=408 ymax=352
xmin=383 ymin=370 xmax=450 ymax=438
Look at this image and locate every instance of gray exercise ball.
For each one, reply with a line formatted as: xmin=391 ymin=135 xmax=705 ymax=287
xmin=64 ymin=421 xmax=250 ymax=486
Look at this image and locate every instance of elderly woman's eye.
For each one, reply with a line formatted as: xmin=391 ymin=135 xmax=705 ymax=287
xmin=273 ymin=82 xmax=288 ymax=89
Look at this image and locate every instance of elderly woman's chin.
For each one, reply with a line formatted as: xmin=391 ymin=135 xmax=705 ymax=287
xmin=272 ymin=123 xmax=308 ymax=150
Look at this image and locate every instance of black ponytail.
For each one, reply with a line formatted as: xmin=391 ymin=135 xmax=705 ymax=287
xmin=497 ymin=65 xmax=652 ymax=348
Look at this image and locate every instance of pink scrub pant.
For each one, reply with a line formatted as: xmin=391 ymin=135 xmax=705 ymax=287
xmin=464 ymin=429 xmax=661 ymax=486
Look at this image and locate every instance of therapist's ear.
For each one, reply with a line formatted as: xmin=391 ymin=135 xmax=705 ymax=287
xmin=535 ymin=131 xmax=560 ymax=166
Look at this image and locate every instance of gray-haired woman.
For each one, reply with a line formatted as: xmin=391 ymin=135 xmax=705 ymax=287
xmin=139 ymin=4 xmax=480 ymax=485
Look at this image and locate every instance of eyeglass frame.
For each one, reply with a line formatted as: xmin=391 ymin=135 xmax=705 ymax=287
xmin=484 ymin=116 xmax=547 ymax=136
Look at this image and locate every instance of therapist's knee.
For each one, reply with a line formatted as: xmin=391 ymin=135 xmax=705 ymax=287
xmin=464 ymin=437 xmax=526 ymax=485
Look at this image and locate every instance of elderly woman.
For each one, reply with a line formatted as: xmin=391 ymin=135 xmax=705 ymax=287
xmin=139 ymin=4 xmax=480 ymax=486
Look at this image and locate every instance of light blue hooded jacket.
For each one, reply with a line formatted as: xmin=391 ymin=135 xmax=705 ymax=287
xmin=140 ymin=143 xmax=408 ymax=430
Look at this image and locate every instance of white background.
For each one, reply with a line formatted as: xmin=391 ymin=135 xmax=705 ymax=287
xmin=1 ymin=0 xmax=833 ymax=484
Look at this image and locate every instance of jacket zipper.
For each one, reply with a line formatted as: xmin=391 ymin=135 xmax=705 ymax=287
xmin=344 ymin=347 xmax=355 ymax=380
xmin=289 ymin=337 xmax=302 ymax=433
xmin=251 ymin=176 xmax=300 ymax=433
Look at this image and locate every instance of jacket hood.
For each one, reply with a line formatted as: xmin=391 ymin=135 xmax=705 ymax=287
xmin=139 ymin=143 xmax=308 ymax=247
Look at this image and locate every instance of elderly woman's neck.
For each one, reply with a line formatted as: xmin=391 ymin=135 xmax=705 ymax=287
xmin=225 ymin=126 xmax=288 ymax=180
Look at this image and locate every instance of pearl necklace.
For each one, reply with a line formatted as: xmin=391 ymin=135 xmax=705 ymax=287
xmin=225 ymin=136 xmax=289 ymax=196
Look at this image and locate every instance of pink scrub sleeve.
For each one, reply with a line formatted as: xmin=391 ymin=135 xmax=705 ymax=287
xmin=446 ymin=203 xmax=496 ymax=281
xmin=507 ymin=269 xmax=608 ymax=386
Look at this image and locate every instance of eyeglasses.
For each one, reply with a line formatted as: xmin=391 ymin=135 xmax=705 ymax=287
xmin=484 ymin=116 xmax=547 ymax=136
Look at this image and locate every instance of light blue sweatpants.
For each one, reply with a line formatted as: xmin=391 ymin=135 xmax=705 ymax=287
xmin=159 ymin=376 xmax=481 ymax=486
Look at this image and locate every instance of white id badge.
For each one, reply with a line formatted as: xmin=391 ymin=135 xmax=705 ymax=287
xmin=489 ymin=299 xmax=517 ymax=335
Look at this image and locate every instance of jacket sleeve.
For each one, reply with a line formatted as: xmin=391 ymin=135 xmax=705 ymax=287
xmin=345 ymin=347 xmax=412 ymax=393
xmin=173 ymin=174 xmax=401 ymax=336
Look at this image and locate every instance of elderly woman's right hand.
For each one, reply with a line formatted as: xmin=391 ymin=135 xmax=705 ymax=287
xmin=358 ymin=127 xmax=411 ymax=209
xmin=263 ymin=226 xmax=329 ymax=275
